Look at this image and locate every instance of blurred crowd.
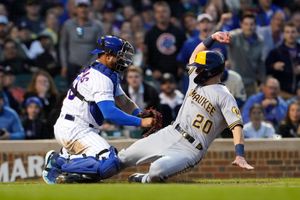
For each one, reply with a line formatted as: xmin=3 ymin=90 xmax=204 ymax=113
xmin=0 ymin=0 xmax=300 ymax=140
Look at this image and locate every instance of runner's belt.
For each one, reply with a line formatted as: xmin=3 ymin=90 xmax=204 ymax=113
xmin=175 ymin=124 xmax=203 ymax=150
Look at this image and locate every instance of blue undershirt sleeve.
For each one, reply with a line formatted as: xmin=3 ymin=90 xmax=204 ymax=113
xmin=97 ymin=100 xmax=141 ymax=126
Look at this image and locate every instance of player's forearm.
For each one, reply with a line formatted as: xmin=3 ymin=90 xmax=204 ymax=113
xmin=115 ymin=94 xmax=140 ymax=115
xmin=232 ymin=125 xmax=245 ymax=157
xmin=98 ymin=100 xmax=141 ymax=126
xmin=232 ymin=125 xmax=244 ymax=145
xmin=189 ymin=33 xmax=217 ymax=65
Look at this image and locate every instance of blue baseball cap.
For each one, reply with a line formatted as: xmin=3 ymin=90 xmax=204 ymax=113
xmin=24 ymin=97 xmax=43 ymax=108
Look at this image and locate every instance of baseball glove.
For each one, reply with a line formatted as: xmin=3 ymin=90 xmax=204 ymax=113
xmin=138 ymin=108 xmax=163 ymax=137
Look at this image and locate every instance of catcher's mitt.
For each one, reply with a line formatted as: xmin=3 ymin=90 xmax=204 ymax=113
xmin=138 ymin=108 xmax=163 ymax=137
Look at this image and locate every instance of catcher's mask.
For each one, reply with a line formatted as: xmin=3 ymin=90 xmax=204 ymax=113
xmin=189 ymin=51 xmax=225 ymax=85
xmin=91 ymin=35 xmax=134 ymax=73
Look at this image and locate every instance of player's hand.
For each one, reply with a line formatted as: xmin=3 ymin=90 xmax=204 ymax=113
xmin=212 ymin=32 xmax=231 ymax=44
xmin=141 ymin=117 xmax=154 ymax=128
xmin=232 ymin=156 xmax=254 ymax=170
xmin=273 ymin=61 xmax=285 ymax=71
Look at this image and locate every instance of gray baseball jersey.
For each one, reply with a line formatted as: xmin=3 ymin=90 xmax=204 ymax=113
xmin=173 ymin=66 xmax=243 ymax=149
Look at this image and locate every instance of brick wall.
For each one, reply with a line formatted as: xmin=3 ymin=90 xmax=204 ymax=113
xmin=0 ymin=139 xmax=299 ymax=182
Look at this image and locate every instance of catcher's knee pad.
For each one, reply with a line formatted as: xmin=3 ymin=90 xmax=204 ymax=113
xmin=60 ymin=146 xmax=120 ymax=179
xmin=148 ymin=162 xmax=166 ymax=182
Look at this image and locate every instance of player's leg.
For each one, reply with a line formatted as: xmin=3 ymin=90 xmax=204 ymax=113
xmin=43 ymin=119 xmax=72 ymax=184
xmin=128 ymin=137 xmax=204 ymax=183
xmin=118 ymin=125 xmax=182 ymax=168
xmin=43 ymin=118 xmax=119 ymax=184
xmin=56 ymin=129 xmax=120 ymax=183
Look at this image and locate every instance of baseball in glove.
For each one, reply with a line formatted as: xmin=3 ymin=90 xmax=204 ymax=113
xmin=138 ymin=108 xmax=163 ymax=137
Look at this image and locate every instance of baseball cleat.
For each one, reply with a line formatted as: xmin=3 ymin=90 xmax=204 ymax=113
xmin=56 ymin=173 xmax=101 ymax=184
xmin=42 ymin=150 xmax=61 ymax=184
xmin=128 ymin=173 xmax=146 ymax=183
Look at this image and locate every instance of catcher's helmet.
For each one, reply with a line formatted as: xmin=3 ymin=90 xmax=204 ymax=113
xmin=189 ymin=51 xmax=225 ymax=85
xmin=91 ymin=35 xmax=134 ymax=72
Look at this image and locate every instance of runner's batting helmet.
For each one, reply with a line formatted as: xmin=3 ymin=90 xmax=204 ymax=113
xmin=189 ymin=51 xmax=225 ymax=85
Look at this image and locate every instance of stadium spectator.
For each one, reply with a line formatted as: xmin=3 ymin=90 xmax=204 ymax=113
xmin=89 ymin=0 xmax=105 ymax=22
xmin=221 ymin=68 xmax=246 ymax=108
xmin=265 ymin=22 xmax=300 ymax=98
xmin=0 ymin=66 xmax=10 ymax=107
xmin=17 ymin=22 xmax=44 ymax=60
xmin=291 ymin=11 xmax=300 ymax=34
xmin=243 ymin=103 xmax=276 ymax=139
xmin=18 ymin=0 xmax=45 ymax=35
xmin=132 ymin=31 xmax=145 ymax=68
xmin=182 ymin=12 xmax=199 ymax=38
xmin=123 ymin=5 xmax=135 ymax=21
xmin=257 ymin=11 xmax=285 ymax=61
xmin=59 ymin=0 xmax=103 ymax=84
xmin=0 ymin=3 xmax=7 ymax=16
xmin=287 ymin=82 xmax=300 ymax=105
xmin=144 ymin=1 xmax=186 ymax=80
xmin=43 ymin=11 xmax=59 ymax=46
xmin=159 ymin=73 xmax=183 ymax=127
xmin=1 ymin=39 xmax=34 ymax=74
xmin=177 ymin=13 xmax=227 ymax=66
xmin=242 ymin=76 xmax=288 ymax=127
xmin=256 ymin=0 xmax=282 ymax=27
xmin=101 ymin=1 xmax=121 ymax=35
xmin=24 ymin=70 xmax=58 ymax=118
xmin=204 ymin=1 xmax=239 ymax=32
xmin=0 ymin=91 xmax=25 ymax=140
xmin=203 ymin=2 xmax=219 ymax=24
xmin=120 ymin=21 xmax=132 ymax=38
xmin=34 ymin=31 xmax=60 ymax=77
xmin=228 ymin=13 xmax=264 ymax=97
xmin=140 ymin=5 xmax=154 ymax=31
xmin=278 ymin=101 xmax=300 ymax=137
xmin=122 ymin=65 xmax=160 ymax=110
xmin=130 ymin=14 xmax=145 ymax=35
xmin=1 ymin=65 xmax=22 ymax=113
xmin=22 ymin=96 xmax=52 ymax=139
xmin=169 ymin=0 xmax=199 ymax=20
xmin=0 ymin=15 xmax=9 ymax=61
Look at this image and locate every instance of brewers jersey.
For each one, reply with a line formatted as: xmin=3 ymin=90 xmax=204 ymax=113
xmin=173 ymin=66 xmax=243 ymax=149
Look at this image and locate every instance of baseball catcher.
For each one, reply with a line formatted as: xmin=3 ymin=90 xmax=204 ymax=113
xmin=42 ymin=35 xmax=160 ymax=184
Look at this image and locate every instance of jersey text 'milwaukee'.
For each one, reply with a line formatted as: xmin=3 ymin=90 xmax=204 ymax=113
xmin=188 ymin=89 xmax=216 ymax=116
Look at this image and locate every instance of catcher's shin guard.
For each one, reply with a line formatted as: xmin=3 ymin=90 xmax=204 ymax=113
xmin=60 ymin=146 xmax=120 ymax=183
